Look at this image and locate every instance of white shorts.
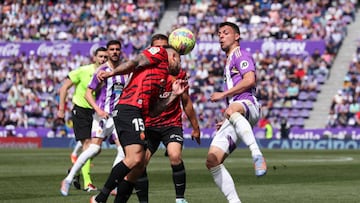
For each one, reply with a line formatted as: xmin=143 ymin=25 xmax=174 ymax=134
xmin=91 ymin=114 xmax=118 ymax=140
xmin=230 ymin=99 xmax=260 ymax=127
xmin=211 ymin=99 xmax=260 ymax=154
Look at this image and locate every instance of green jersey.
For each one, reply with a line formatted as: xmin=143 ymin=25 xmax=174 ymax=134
xmin=68 ymin=63 xmax=96 ymax=109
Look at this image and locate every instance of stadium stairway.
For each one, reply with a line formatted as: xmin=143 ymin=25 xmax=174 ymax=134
xmin=155 ymin=0 xmax=180 ymax=34
xmin=305 ymin=10 xmax=360 ymax=129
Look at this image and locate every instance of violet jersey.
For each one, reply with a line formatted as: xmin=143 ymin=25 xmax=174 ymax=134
xmin=88 ymin=62 xmax=128 ymax=113
xmin=224 ymin=46 xmax=257 ymax=105
xmin=118 ymin=46 xmax=169 ymax=118
xmin=145 ymin=69 xmax=186 ymax=127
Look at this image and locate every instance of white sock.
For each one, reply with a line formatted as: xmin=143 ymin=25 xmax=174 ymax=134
xmin=72 ymin=141 xmax=82 ymax=156
xmin=112 ymin=145 xmax=125 ymax=167
xmin=209 ymin=164 xmax=241 ymax=203
xmin=65 ymin=144 xmax=100 ymax=182
xmin=229 ymin=112 xmax=262 ymax=158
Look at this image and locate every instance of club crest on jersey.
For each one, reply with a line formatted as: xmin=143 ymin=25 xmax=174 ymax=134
xmin=230 ymin=66 xmax=239 ymax=74
xmin=240 ymin=60 xmax=249 ymax=69
xmin=148 ymin=47 xmax=160 ymax=55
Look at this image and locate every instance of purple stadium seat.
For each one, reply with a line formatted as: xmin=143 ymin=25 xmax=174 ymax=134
xmin=308 ymin=91 xmax=318 ymax=101
xmin=295 ymin=117 xmax=305 ymax=127
xmin=280 ymin=108 xmax=290 ymax=117
xmin=293 ymin=100 xmax=304 ymax=109
xmin=298 ymin=91 xmax=309 ymax=101
xmin=299 ymin=109 xmax=310 ymax=118
xmin=303 ymin=100 xmax=313 ymax=110
xmin=289 ymin=109 xmax=300 ymax=118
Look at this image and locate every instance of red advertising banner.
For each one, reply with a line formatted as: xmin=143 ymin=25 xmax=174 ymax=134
xmin=0 ymin=137 xmax=42 ymax=149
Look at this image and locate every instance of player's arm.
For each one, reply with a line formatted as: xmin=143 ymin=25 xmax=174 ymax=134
xmin=149 ymin=79 xmax=189 ymax=117
xmin=85 ymin=87 xmax=108 ymax=119
xmin=181 ymin=91 xmax=201 ymax=144
xmin=57 ymin=78 xmax=73 ymax=119
xmin=97 ymin=54 xmax=150 ymax=81
xmin=210 ymin=71 xmax=255 ymax=102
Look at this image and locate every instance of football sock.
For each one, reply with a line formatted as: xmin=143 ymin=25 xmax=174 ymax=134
xmin=72 ymin=141 xmax=82 ymax=156
xmin=209 ymin=164 xmax=241 ymax=203
xmin=65 ymin=144 xmax=100 ymax=183
xmin=82 ymin=159 xmax=92 ymax=187
xmin=114 ymin=180 xmax=134 ymax=203
xmin=229 ymin=112 xmax=262 ymax=157
xmin=113 ymin=145 xmax=125 ymax=167
xmin=172 ymin=162 xmax=186 ymax=198
xmin=134 ymin=169 xmax=149 ymax=202
xmin=95 ymin=161 xmax=131 ymax=202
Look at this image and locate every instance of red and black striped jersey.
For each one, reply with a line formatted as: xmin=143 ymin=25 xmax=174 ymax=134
xmin=118 ymin=46 xmax=169 ymax=118
xmin=145 ymin=69 xmax=187 ymax=127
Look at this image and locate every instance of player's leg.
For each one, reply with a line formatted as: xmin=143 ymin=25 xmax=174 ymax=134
xmin=61 ymin=106 xmax=93 ymax=196
xmin=70 ymin=140 xmax=82 ymax=163
xmin=226 ymin=101 xmax=266 ymax=177
xmin=206 ymin=120 xmax=241 ymax=203
xmin=163 ymin=127 xmax=187 ymax=203
xmin=93 ymin=105 xmax=146 ymax=203
xmin=72 ymin=105 xmax=96 ymax=188
xmin=131 ymin=128 xmax=161 ymax=202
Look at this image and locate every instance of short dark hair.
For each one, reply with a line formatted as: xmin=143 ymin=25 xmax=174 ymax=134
xmin=218 ymin=22 xmax=240 ymax=35
xmin=151 ymin=34 xmax=168 ymax=46
xmin=106 ymin=40 xmax=121 ymax=49
xmin=94 ymin=46 xmax=107 ymax=56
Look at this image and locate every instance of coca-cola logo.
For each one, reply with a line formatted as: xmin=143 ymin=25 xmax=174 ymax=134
xmin=37 ymin=43 xmax=71 ymax=56
xmin=0 ymin=43 xmax=21 ymax=57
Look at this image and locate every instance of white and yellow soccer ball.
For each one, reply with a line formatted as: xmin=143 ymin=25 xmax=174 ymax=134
xmin=168 ymin=27 xmax=196 ymax=55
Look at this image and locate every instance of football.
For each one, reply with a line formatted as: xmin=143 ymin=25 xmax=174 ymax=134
xmin=168 ymin=27 xmax=196 ymax=55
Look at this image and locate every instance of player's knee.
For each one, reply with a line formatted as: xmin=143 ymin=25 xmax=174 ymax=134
xmin=169 ymin=156 xmax=182 ymax=165
xmin=205 ymin=153 xmax=220 ymax=169
xmin=88 ymin=144 xmax=101 ymax=157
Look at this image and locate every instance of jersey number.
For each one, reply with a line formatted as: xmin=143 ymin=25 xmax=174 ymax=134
xmin=132 ymin=118 xmax=145 ymax=132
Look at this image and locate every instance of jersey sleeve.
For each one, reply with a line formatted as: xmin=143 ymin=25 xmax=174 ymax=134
xmin=237 ymin=53 xmax=256 ymax=75
xmin=68 ymin=66 xmax=84 ymax=84
xmin=87 ymin=66 xmax=104 ymax=90
xmin=142 ymin=46 xmax=168 ymax=65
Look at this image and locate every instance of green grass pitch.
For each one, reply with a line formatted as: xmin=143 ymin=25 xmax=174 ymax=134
xmin=0 ymin=148 xmax=359 ymax=203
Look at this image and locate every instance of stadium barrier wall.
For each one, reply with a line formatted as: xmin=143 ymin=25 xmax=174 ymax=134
xmin=1 ymin=137 xmax=360 ymax=150
xmin=1 ymin=127 xmax=360 ymax=149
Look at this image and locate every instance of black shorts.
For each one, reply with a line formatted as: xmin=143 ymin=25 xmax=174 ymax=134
xmin=145 ymin=126 xmax=183 ymax=155
xmin=72 ymin=105 xmax=94 ymax=141
xmin=113 ymin=104 xmax=146 ymax=147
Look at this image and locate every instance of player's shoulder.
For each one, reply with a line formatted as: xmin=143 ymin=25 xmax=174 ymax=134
xmin=144 ymin=46 xmax=166 ymax=55
xmin=237 ymin=47 xmax=252 ymax=58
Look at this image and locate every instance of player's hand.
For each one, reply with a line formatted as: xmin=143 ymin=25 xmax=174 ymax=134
xmin=191 ymin=127 xmax=201 ymax=145
xmin=97 ymin=109 xmax=109 ymax=119
xmin=210 ymin=92 xmax=225 ymax=102
xmin=97 ymin=70 xmax=112 ymax=81
xmin=57 ymin=110 xmax=65 ymax=119
xmin=172 ymin=79 xmax=189 ymax=96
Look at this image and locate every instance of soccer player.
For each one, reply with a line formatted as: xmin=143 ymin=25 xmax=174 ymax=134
xmin=60 ymin=40 xmax=127 ymax=196
xmin=205 ymin=22 xmax=267 ymax=203
xmin=57 ymin=46 xmax=108 ymax=192
xmin=129 ymin=33 xmax=200 ymax=203
xmin=91 ymin=45 xmax=188 ymax=203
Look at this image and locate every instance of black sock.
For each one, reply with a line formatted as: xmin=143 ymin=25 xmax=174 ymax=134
xmin=95 ymin=161 xmax=131 ymax=202
xmin=134 ymin=169 xmax=149 ymax=202
xmin=172 ymin=162 xmax=186 ymax=198
xmin=114 ymin=180 xmax=134 ymax=203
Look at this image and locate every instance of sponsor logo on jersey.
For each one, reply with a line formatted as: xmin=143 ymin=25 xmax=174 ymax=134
xmin=148 ymin=47 xmax=160 ymax=55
